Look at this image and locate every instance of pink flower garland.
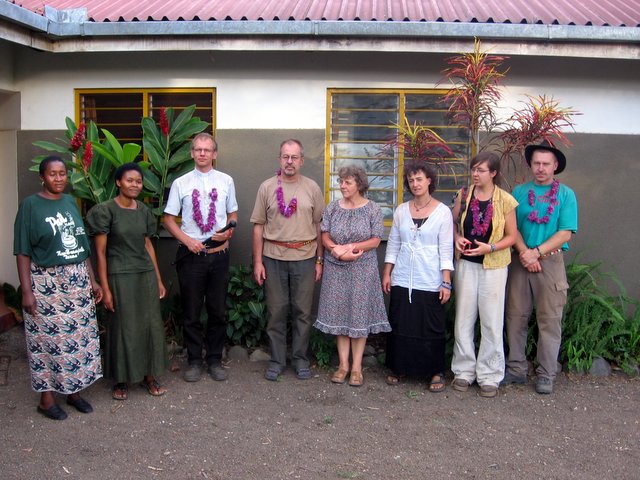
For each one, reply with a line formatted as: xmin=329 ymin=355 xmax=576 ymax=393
xmin=276 ymin=170 xmax=297 ymax=218
xmin=527 ymin=180 xmax=560 ymax=224
xmin=470 ymin=197 xmax=493 ymax=236
xmin=192 ymin=188 xmax=218 ymax=233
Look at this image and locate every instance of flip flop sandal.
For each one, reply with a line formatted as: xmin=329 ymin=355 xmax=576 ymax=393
xmin=429 ymin=374 xmax=446 ymax=393
xmin=112 ymin=383 xmax=129 ymax=401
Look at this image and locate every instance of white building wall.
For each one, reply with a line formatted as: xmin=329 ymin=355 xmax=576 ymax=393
xmin=12 ymin=50 xmax=640 ymax=134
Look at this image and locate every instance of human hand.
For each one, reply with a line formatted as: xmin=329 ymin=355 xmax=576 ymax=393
xmin=158 ymin=282 xmax=167 ymax=299
xmin=455 ymin=236 xmax=472 ymax=254
xmin=381 ymin=274 xmax=391 ymax=294
xmin=187 ymin=237 xmax=206 ymax=254
xmin=253 ymin=262 xmax=266 ymax=286
xmin=21 ymin=290 xmax=37 ymax=316
xmin=331 ymin=244 xmax=351 ymax=260
xmin=519 ymin=248 xmax=540 ymax=268
xmin=340 ymin=249 xmax=363 ymax=262
xmin=102 ymin=289 xmax=114 ymax=312
xmin=526 ymin=261 xmax=542 ymax=273
xmin=314 ymin=263 xmax=323 ymax=282
xmin=466 ymin=240 xmax=491 ymax=256
xmin=91 ymin=282 xmax=104 ymax=304
xmin=439 ymin=286 xmax=451 ymax=304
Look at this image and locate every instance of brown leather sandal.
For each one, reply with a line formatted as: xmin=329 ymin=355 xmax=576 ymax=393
xmin=331 ymin=368 xmax=349 ymax=384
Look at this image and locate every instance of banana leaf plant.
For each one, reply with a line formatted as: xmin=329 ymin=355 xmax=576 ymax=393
xmin=140 ymin=105 xmax=209 ymax=231
xmin=32 ymin=118 xmax=141 ymax=208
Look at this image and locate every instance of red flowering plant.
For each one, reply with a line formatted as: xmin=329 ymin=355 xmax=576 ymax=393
xmin=380 ymin=116 xmax=457 ymax=193
xmin=440 ymin=38 xmax=579 ymax=189
xmin=140 ymin=104 xmax=209 ymax=230
xmin=32 ymin=117 xmax=141 ymax=207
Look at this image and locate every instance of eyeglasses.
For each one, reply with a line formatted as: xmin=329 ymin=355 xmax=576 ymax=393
xmin=470 ymin=168 xmax=491 ymax=174
xmin=280 ymin=155 xmax=301 ymax=161
xmin=192 ymin=148 xmax=214 ymax=154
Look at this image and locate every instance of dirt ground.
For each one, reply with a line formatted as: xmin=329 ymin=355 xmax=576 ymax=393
xmin=1 ymin=325 xmax=639 ymax=480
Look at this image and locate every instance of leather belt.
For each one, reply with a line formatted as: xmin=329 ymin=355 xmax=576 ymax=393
xmin=202 ymin=241 xmax=229 ymax=255
xmin=267 ymin=239 xmax=315 ymax=249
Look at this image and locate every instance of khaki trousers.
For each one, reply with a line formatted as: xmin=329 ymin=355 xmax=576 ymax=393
xmin=505 ymin=252 xmax=569 ymax=380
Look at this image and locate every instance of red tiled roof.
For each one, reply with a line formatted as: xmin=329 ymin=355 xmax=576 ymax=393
xmin=12 ymin=0 xmax=640 ymax=26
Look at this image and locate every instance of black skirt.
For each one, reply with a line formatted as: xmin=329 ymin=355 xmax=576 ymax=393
xmin=385 ymin=286 xmax=446 ymax=377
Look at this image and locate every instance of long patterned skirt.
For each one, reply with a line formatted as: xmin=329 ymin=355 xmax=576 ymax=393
xmin=23 ymin=262 xmax=102 ymax=393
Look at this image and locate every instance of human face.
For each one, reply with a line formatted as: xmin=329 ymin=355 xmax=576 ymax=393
xmin=470 ymin=161 xmax=496 ymax=188
xmin=339 ymin=176 xmax=360 ymax=201
xmin=116 ymin=170 xmax=143 ymax=200
xmin=191 ymin=138 xmax=217 ymax=172
xmin=530 ymin=150 xmax=558 ymax=185
xmin=41 ymin=160 xmax=67 ymax=195
xmin=279 ymin=142 xmax=304 ymax=180
xmin=407 ymin=171 xmax=431 ymax=198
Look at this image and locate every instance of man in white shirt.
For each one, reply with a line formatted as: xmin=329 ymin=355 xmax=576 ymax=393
xmin=164 ymin=133 xmax=238 ymax=382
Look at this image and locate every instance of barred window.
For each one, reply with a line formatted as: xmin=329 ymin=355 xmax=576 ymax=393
xmin=326 ymin=89 xmax=470 ymax=224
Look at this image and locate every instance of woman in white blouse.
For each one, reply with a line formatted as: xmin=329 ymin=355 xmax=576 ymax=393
xmin=382 ymin=162 xmax=454 ymax=392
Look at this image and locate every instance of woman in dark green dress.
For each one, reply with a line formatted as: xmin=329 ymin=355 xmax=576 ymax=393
xmin=86 ymin=163 xmax=168 ymax=400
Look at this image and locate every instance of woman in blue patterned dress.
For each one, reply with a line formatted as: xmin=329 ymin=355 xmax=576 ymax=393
xmin=313 ymin=166 xmax=390 ymax=387
xmin=13 ymin=156 xmax=103 ymax=420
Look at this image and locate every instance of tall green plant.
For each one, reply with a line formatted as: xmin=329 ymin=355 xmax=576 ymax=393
xmin=225 ymin=265 xmax=267 ymax=349
xmin=32 ymin=118 xmax=141 ymax=206
xmin=440 ymin=38 xmax=579 ymax=185
xmin=561 ymin=260 xmax=640 ymax=374
xmin=441 ymin=37 xmax=509 ymax=153
xmin=140 ymin=105 xmax=209 ymax=227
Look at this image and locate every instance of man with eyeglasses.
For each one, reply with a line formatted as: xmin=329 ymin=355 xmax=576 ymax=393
xmin=251 ymin=139 xmax=325 ymax=381
xmin=164 ymin=133 xmax=238 ymax=383
xmin=503 ymin=141 xmax=578 ymax=394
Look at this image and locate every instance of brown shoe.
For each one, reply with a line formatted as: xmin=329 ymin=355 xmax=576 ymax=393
xmin=478 ymin=384 xmax=498 ymax=398
xmin=348 ymin=371 xmax=363 ymax=387
xmin=331 ymin=368 xmax=349 ymax=384
xmin=452 ymin=378 xmax=470 ymax=392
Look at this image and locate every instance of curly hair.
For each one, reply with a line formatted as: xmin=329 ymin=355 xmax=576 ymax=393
xmin=338 ymin=165 xmax=369 ymax=195
xmin=403 ymin=161 xmax=437 ymax=195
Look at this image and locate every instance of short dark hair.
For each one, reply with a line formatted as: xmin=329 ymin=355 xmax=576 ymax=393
xmin=39 ymin=155 xmax=67 ymax=176
xmin=114 ymin=162 xmax=143 ymax=182
xmin=470 ymin=152 xmax=501 ymax=184
xmin=338 ymin=165 xmax=369 ymax=195
xmin=403 ymin=161 xmax=437 ymax=195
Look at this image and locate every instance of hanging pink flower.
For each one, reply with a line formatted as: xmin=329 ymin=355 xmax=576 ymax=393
xmin=82 ymin=141 xmax=93 ymax=172
xmin=70 ymin=124 xmax=86 ymax=151
xmin=159 ymin=107 xmax=169 ymax=136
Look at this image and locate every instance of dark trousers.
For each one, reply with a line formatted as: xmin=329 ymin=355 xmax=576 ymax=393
xmin=176 ymin=246 xmax=230 ymax=366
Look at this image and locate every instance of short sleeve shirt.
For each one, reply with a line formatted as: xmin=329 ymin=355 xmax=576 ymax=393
xmin=250 ymin=175 xmax=325 ymax=261
xmin=85 ymin=199 xmax=157 ymax=274
xmin=13 ymin=194 xmax=91 ymax=267
xmin=512 ymin=181 xmax=578 ymax=250
xmin=164 ymin=168 xmax=238 ymax=242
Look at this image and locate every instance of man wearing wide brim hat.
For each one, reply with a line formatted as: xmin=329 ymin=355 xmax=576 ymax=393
xmin=502 ymin=140 xmax=578 ymax=394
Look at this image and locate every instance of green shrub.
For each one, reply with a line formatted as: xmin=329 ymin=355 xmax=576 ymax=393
xmin=225 ymin=265 xmax=267 ymax=348
xmin=560 ymin=260 xmax=640 ymax=374
xmin=310 ymin=329 xmax=334 ymax=368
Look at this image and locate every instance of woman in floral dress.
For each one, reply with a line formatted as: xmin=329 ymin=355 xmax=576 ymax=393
xmin=314 ymin=166 xmax=390 ymax=387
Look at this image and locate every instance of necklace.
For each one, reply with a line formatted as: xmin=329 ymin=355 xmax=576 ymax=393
xmin=470 ymin=196 xmax=493 ymax=236
xmin=413 ymin=196 xmax=433 ymax=212
xmin=192 ymin=188 xmax=218 ymax=233
xmin=527 ymin=180 xmax=560 ymax=224
xmin=276 ymin=170 xmax=298 ymax=218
